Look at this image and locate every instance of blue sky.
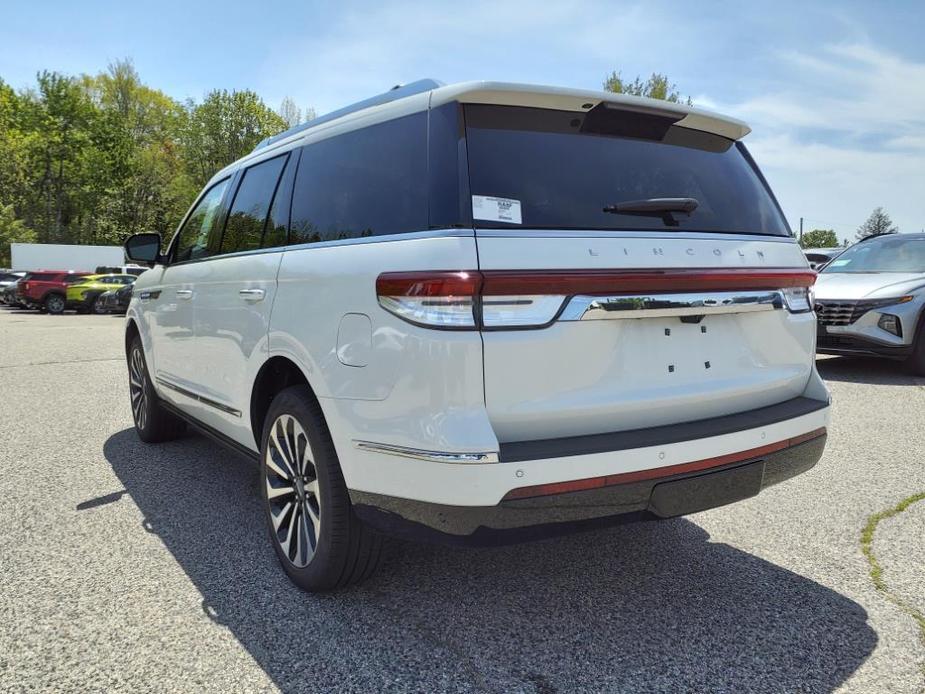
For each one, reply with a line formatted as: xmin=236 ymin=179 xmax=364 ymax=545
xmin=3 ymin=0 xmax=924 ymax=241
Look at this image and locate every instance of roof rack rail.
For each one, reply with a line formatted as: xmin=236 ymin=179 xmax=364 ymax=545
xmin=252 ymin=78 xmax=443 ymax=152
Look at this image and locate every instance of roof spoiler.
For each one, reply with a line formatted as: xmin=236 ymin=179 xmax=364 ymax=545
xmin=253 ymin=78 xmax=443 ymax=152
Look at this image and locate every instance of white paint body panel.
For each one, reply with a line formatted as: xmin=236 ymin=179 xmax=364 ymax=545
xmin=188 ymin=252 xmax=282 ymax=447
xmin=130 ymin=228 xmax=830 ymax=505
xmin=476 ymin=233 xmax=815 ymax=442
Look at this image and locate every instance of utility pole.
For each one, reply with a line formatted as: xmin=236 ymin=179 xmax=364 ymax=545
xmin=799 ymin=217 xmax=803 ymax=243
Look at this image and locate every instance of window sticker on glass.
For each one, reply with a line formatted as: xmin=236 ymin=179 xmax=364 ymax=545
xmin=472 ymin=195 xmax=522 ymax=224
xmin=830 ymin=259 xmax=851 ymax=267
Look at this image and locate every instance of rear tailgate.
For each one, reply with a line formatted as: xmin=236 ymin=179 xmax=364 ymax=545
xmin=477 ymin=234 xmax=815 ymax=442
xmin=463 ymin=101 xmax=815 ymax=443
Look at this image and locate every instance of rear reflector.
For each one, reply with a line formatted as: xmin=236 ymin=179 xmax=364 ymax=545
xmin=376 ymin=268 xmax=817 ymax=329
xmin=479 ymin=268 xmax=816 ymax=295
xmin=501 ymin=427 xmax=827 ymax=501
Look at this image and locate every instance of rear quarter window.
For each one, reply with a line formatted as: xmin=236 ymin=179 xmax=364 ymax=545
xmin=289 ymin=112 xmax=428 ymax=243
xmin=463 ymin=104 xmax=790 ymax=236
xmin=221 ymin=153 xmax=289 ymax=254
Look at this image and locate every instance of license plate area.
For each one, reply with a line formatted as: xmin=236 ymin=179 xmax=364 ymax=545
xmin=629 ymin=316 xmax=728 ymax=379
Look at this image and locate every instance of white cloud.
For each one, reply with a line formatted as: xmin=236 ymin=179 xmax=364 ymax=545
xmin=703 ymin=43 xmax=925 ymax=237
xmin=253 ymin=0 xmax=694 ymax=113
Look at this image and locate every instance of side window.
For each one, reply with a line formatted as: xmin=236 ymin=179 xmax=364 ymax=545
xmin=220 ymin=154 xmax=289 ymax=254
xmin=263 ymin=151 xmax=299 ymax=248
xmin=289 ymin=112 xmax=427 ymax=244
xmin=174 ymin=178 xmax=231 ymax=263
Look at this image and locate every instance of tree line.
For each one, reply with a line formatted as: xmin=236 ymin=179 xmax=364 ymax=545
xmin=799 ymin=207 xmax=901 ymax=249
xmin=0 ymin=60 xmax=298 ymax=263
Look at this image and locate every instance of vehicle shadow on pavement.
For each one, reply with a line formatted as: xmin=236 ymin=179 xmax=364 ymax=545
xmin=103 ymin=428 xmax=876 ymax=694
xmin=816 ymin=355 xmax=924 ymax=386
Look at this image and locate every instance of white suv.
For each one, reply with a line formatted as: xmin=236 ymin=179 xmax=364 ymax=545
xmin=123 ymin=80 xmax=830 ymax=591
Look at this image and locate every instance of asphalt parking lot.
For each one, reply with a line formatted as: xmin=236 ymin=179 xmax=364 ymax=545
xmin=1 ymin=308 xmax=923 ymax=693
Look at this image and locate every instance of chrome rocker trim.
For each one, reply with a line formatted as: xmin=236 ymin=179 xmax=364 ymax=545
xmin=353 ymin=440 xmax=500 ymax=464
xmin=560 ymin=290 xmax=784 ymax=321
xmin=155 ymin=377 xmax=242 ymax=417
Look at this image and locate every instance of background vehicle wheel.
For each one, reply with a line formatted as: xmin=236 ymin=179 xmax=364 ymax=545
xmin=261 ymin=386 xmax=382 ymax=592
xmin=128 ymin=337 xmax=186 ymax=443
xmin=91 ymin=296 xmax=108 ymax=315
xmin=44 ymin=293 xmax=65 ymax=314
xmin=906 ymin=319 xmax=925 ymax=376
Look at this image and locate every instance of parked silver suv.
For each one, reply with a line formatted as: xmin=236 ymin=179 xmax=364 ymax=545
xmin=815 ymin=233 xmax=925 ymax=372
xmin=123 ymin=80 xmax=831 ymax=591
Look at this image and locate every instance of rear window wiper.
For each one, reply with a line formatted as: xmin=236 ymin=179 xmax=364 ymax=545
xmin=603 ymin=197 xmax=699 ymax=227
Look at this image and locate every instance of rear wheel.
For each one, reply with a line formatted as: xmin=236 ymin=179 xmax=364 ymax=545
xmin=44 ymin=293 xmax=65 ymax=314
xmin=128 ymin=337 xmax=186 ymax=442
xmin=261 ymin=386 xmax=382 ymax=591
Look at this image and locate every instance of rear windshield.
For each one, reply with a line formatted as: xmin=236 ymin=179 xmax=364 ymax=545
xmin=463 ymin=105 xmax=790 ymax=236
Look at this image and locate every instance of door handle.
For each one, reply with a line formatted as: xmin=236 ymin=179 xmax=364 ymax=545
xmin=176 ymin=289 xmax=193 ymax=300
xmin=239 ymin=288 xmax=266 ymax=302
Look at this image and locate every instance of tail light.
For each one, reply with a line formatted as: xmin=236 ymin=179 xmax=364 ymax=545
xmin=376 ymin=268 xmax=817 ymax=330
xmin=375 ymin=272 xmax=481 ymax=328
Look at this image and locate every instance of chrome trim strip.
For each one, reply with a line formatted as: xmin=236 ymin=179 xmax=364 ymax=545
xmin=155 ymin=377 xmax=242 ymax=417
xmin=167 ymin=229 xmax=475 ymax=268
xmin=353 ymin=440 xmax=500 ymax=464
xmin=283 ymin=228 xmax=474 ymax=253
xmin=560 ymin=290 xmax=784 ymax=321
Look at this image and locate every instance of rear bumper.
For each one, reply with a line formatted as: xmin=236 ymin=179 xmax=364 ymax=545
xmin=348 ymin=398 xmax=829 ymax=543
xmin=352 ymin=432 xmax=826 ymax=544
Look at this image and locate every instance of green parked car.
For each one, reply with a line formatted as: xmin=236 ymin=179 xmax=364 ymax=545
xmin=66 ymin=274 xmax=136 ymax=313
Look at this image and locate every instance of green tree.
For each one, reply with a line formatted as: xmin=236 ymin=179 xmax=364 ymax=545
xmin=603 ymin=71 xmax=691 ymax=104
xmin=0 ymin=203 xmax=36 ymax=266
xmin=856 ymin=207 xmax=899 ymax=240
xmin=85 ymin=60 xmax=194 ymax=239
xmin=182 ymin=89 xmax=287 ymax=187
xmin=799 ymin=229 xmax=838 ymax=249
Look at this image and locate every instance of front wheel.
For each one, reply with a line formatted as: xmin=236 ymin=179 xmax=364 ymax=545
xmin=128 ymin=338 xmax=186 ymax=442
xmin=261 ymin=386 xmax=382 ymax=591
xmin=44 ymin=293 xmax=65 ymax=314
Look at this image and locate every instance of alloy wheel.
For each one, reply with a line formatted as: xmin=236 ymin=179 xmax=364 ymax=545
xmin=47 ymin=295 xmax=65 ymax=313
xmin=129 ymin=347 xmax=148 ymax=430
xmin=265 ymin=414 xmax=321 ymax=568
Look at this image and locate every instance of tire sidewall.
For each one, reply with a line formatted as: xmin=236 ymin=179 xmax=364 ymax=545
xmin=260 ymin=388 xmax=345 ymax=589
xmin=45 ymin=294 xmax=65 ymax=314
xmin=130 ymin=339 xmax=156 ymax=438
xmin=907 ymin=313 xmax=925 ymax=376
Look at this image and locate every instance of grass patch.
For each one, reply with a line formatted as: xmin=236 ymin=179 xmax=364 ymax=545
xmin=860 ymin=492 xmax=925 ymax=657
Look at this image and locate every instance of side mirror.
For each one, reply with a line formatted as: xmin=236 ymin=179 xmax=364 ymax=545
xmin=125 ymin=233 xmax=164 ymax=265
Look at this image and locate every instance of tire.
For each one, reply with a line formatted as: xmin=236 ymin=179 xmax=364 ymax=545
xmin=906 ymin=319 xmax=925 ymax=376
xmin=44 ymin=293 xmax=66 ymax=314
xmin=91 ymin=295 xmax=108 ymax=315
xmin=261 ymin=386 xmax=383 ymax=591
xmin=127 ymin=337 xmax=186 ymax=443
